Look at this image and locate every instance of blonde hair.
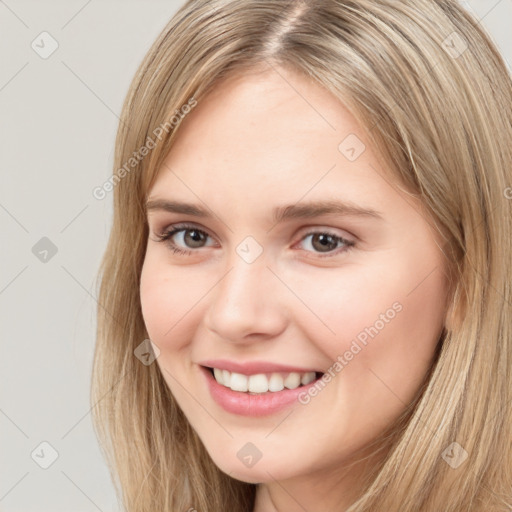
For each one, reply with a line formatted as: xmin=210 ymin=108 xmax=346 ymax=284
xmin=91 ymin=1 xmax=512 ymax=510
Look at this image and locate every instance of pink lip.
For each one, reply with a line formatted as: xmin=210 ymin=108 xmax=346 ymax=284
xmin=198 ymin=365 xmax=323 ymax=417
xmin=198 ymin=358 xmax=321 ymax=375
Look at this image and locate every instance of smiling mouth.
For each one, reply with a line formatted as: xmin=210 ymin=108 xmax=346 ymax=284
xmin=204 ymin=366 xmax=324 ymax=394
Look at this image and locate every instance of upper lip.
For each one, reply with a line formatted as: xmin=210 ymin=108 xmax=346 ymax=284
xmin=198 ymin=359 xmax=323 ymax=375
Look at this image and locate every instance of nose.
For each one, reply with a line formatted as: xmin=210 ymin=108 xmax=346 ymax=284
xmin=202 ymin=251 xmax=288 ymax=344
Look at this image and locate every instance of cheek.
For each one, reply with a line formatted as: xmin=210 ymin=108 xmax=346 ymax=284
xmin=283 ymin=263 xmax=447 ymax=445
xmin=290 ymin=258 xmax=447 ymax=388
xmin=139 ymin=254 xmax=200 ymax=348
xmin=286 ymin=264 xmax=404 ymax=350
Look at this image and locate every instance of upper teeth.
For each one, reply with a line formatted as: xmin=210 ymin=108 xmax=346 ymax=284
xmin=212 ymin=368 xmax=317 ymax=393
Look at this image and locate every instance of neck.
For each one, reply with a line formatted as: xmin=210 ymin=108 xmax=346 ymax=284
xmin=252 ymin=445 xmax=384 ymax=512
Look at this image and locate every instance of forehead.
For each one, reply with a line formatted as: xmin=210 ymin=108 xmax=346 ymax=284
xmin=158 ymin=70 xmax=361 ymax=174
xmin=147 ymin=66 xmax=415 ymax=226
xmin=169 ymin=66 xmax=360 ymax=156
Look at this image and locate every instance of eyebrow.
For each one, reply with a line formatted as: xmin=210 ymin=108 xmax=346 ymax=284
xmin=145 ymin=198 xmax=384 ymax=224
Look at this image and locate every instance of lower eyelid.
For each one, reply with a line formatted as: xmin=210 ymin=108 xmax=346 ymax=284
xmin=295 ymin=237 xmax=354 ymax=258
xmin=178 ymin=242 xmax=351 ymax=261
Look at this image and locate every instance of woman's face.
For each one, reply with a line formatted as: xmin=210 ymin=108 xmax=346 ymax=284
xmin=140 ymin=65 xmax=449 ymax=487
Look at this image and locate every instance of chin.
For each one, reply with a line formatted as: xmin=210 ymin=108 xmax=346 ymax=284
xmin=210 ymin=453 xmax=298 ymax=484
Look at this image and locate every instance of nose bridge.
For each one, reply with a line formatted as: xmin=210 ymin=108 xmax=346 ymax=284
xmin=203 ymin=244 xmax=285 ymax=340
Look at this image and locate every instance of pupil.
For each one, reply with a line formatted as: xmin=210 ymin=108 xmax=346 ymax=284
xmin=314 ymin=234 xmax=337 ymax=252
xmin=185 ymin=230 xmax=205 ymax=248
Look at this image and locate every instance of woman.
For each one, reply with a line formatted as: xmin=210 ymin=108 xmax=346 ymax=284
xmin=91 ymin=1 xmax=512 ymax=510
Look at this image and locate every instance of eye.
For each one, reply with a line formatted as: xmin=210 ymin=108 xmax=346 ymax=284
xmin=295 ymin=230 xmax=355 ymax=258
xmin=153 ymin=223 xmax=355 ymax=258
xmin=153 ymin=223 xmax=216 ymax=256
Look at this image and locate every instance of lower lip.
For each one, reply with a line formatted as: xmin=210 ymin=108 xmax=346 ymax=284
xmin=200 ymin=365 xmax=321 ymax=417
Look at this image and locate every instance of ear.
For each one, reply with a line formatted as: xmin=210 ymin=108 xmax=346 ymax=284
xmin=444 ymin=293 xmax=464 ymax=332
xmin=444 ymin=309 xmax=456 ymax=332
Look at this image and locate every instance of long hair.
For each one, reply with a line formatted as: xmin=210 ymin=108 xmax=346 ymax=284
xmin=90 ymin=1 xmax=512 ymax=510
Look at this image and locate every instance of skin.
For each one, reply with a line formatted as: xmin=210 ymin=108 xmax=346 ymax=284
xmin=139 ymin=63 xmax=450 ymax=512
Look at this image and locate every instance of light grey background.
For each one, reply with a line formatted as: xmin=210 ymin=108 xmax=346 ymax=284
xmin=0 ymin=1 xmax=510 ymax=510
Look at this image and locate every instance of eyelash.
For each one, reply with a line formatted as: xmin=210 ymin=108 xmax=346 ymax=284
xmin=153 ymin=223 xmax=355 ymax=258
